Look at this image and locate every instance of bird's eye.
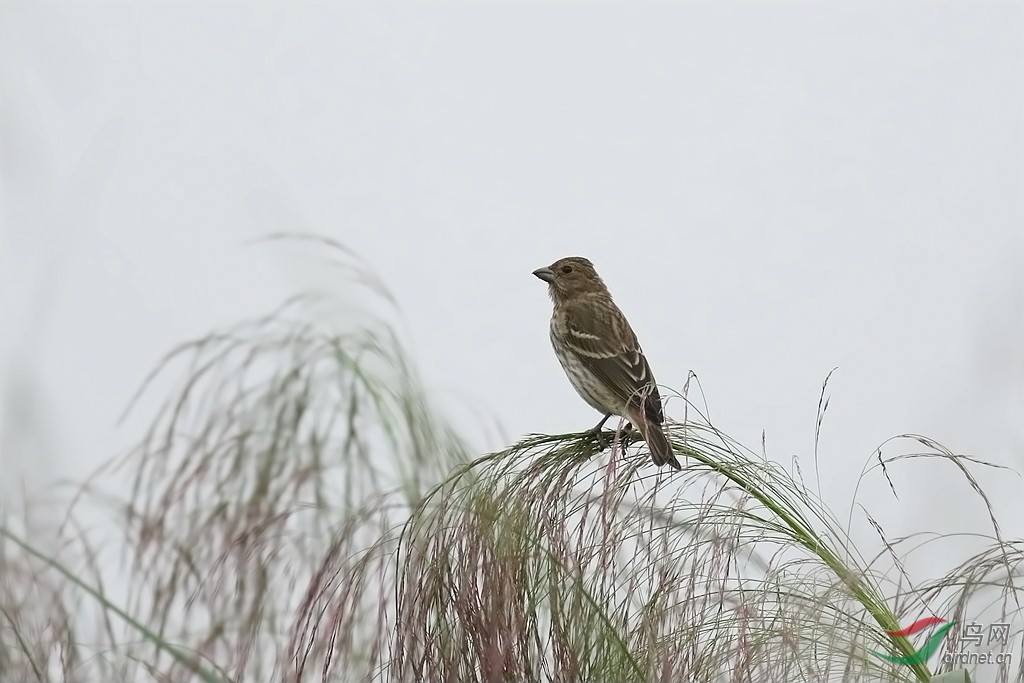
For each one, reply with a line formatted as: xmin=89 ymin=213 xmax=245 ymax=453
xmin=561 ymin=265 xmax=573 ymax=274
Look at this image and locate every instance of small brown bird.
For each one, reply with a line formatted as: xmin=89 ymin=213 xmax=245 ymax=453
xmin=533 ymin=256 xmax=681 ymax=470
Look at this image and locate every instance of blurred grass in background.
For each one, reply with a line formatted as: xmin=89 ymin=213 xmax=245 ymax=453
xmin=2 ymin=240 xmax=1021 ymax=682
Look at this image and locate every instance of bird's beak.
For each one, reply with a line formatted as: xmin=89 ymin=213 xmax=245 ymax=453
xmin=533 ymin=266 xmax=554 ymax=283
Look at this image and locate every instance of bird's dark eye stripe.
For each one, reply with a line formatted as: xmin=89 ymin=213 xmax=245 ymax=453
xmin=561 ymin=265 xmax=573 ymax=274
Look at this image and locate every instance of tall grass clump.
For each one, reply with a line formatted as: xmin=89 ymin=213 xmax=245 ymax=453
xmin=2 ymin=238 xmax=1021 ymax=682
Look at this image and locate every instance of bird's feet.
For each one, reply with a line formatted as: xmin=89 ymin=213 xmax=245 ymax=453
xmin=589 ymin=421 xmax=634 ymax=451
xmin=589 ymin=425 xmax=610 ymax=450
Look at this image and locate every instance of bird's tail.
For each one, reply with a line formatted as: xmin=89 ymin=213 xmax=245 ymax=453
xmin=637 ymin=420 xmax=681 ymax=470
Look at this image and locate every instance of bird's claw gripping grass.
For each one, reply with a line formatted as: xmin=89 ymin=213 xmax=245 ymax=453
xmin=588 ymin=423 xmax=634 ymax=452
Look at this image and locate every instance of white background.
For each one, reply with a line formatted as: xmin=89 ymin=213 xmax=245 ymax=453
xmin=2 ymin=3 xmax=1022 ymax=566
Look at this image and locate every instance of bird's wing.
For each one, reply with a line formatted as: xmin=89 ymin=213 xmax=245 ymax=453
xmin=561 ymin=299 xmax=664 ymax=424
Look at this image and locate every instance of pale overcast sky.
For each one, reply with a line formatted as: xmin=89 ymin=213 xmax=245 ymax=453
xmin=2 ymin=3 xmax=1022 ymax=554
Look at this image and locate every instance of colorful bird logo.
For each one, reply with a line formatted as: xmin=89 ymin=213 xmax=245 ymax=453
xmin=871 ymin=616 xmax=957 ymax=667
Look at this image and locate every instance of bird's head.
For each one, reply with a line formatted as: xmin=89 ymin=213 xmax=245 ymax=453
xmin=533 ymin=256 xmax=608 ymax=302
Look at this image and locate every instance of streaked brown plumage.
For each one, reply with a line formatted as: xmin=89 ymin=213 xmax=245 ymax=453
xmin=533 ymin=256 xmax=681 ymax=470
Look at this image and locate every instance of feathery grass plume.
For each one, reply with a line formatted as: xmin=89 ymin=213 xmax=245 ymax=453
xmin=88 ymin=239 xmax=471 ymax=681
xmin=4 ymin=237 xmax=468 ymax=682
xmin=362 ymin=423 xmax=894 ymax=682
xmin=297 ymin=386 xmax=1021 ymax=681
xmin=1 ymin=237 xmax=1021 ymax=682
xmin=0 ymin=517 xmax=79 ymax=682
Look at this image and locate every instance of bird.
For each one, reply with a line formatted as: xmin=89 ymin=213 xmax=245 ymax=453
xmin=533 ymin=256 xmax=681 ymax=470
